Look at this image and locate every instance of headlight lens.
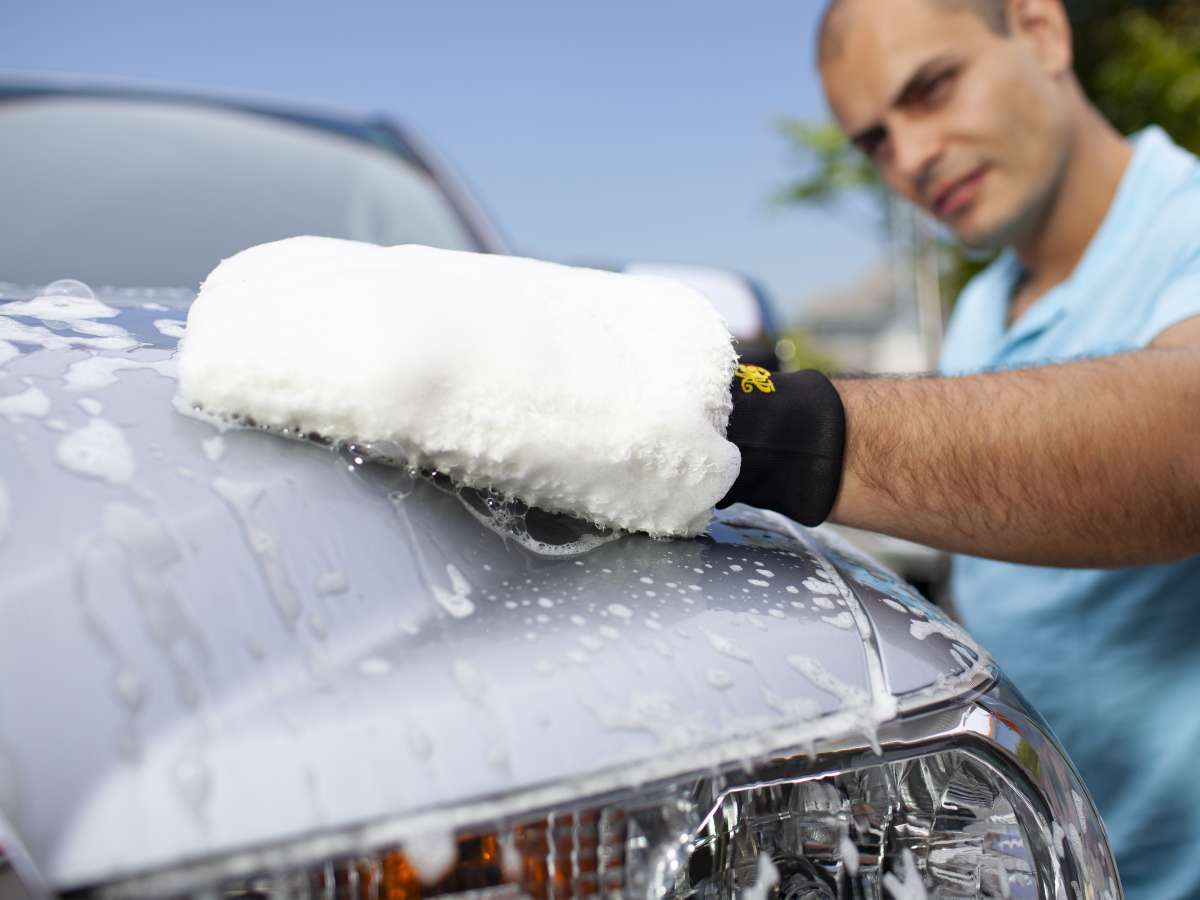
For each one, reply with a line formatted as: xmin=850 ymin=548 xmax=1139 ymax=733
xmin=89 ymin=678 xmax=1121 ymax=900
xmin=658 ymin=749 xmax=1040 ymax=899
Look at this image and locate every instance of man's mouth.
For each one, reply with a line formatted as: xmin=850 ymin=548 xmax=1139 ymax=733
xmin=932 ymin=166 xmax=989 ymax=219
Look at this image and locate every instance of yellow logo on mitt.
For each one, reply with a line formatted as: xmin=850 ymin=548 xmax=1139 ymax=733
xmin=736 ymin=364 xmax=776 ymax=394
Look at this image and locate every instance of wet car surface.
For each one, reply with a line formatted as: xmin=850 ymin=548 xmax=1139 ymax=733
xmin=0 ymin=288 xmax=1120 ymax=899
xmin=0 ymin=85 xmax=1123 ymax=900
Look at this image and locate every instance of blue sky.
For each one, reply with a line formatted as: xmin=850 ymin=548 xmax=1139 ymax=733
xmin=2 ymin=1 xmax=884 ymax=320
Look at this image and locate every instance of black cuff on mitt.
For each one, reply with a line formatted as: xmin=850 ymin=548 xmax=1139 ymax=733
xmin=718 ymin=365 xmax=847 ymax=527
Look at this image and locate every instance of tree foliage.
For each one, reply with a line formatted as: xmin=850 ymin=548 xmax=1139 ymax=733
xmin=778 ymin=2 xmax=1200 ymax=305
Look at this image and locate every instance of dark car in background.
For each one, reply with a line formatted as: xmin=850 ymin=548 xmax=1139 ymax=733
xmin=0 ymin=81 xmax=512 ymax=288
xmin=0 ymin=83 xmax=1121 ymax=899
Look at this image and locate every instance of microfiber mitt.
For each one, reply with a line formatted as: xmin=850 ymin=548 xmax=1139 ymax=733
xmin=177 ymin=236 xmax=741 ymax=537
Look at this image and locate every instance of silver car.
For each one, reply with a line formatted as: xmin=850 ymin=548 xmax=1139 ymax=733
xmin=0 ymin=85 xmax=1121 ymax=899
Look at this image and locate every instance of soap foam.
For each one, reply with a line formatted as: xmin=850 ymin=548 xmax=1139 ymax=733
xmin=0 ymin=384 xmax=51 ymax=421
xmin=56 ymin=418 xmax=136 ymax=485
xmin=177 ymin=237 xmax=740 ymax=536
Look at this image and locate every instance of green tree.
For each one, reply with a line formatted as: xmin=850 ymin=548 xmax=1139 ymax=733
xmin=778 ymin=3 xmax=1200 ymax=306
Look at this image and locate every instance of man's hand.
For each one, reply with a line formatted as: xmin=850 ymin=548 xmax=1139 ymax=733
xmin=830 ymin=343 xmax=1200 ymax=567
xmin=719 ymin=365 xmax=846 ymax=527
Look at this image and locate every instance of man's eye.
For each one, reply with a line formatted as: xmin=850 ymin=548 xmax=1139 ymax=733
xmin=854 ymin=131 xmax=887 ymax=161
xmin=922 ymin=70 xmax=957 ymax=104
xmin=863 ymin=137 xmax=886 ymax=160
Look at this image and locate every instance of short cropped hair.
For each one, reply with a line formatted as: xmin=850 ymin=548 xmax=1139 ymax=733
xmin=820 ymin=0 xmax=1009 ymax=64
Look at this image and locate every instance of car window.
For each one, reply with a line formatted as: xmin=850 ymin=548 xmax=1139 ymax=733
xmin=0 ymin=96 xmax=480 ymax=289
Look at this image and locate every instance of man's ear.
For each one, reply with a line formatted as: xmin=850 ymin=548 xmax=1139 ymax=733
xmin=1009 ymin=0 xmax=1073 ymax=76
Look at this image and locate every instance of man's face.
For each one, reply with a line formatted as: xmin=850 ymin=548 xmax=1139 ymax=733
xmin=820 ymin=0 xmax=1072 ymax=249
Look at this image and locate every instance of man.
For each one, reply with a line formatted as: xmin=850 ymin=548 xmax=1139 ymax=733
xmin=720 ymin=0 xmax=1200 ymax=895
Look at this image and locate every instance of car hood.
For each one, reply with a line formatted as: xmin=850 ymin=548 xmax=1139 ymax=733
xmin=0 ymin=287 xmax=990 ymax=891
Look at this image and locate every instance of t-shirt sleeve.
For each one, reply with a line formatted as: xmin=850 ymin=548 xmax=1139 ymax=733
xmin=1141 ymin=253 xmax=1200 ymax=344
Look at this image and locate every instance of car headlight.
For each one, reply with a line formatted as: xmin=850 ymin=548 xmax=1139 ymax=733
xmin=82 ymin=674 xmax=1120 ymax=900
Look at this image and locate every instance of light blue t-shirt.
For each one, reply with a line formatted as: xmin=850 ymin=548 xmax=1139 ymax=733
xmin=939 ymin=127 xmax=1200 ymax=900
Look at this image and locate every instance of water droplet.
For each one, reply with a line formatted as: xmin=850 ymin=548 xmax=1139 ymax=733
xmin=114 ymin=668 xmax=145 ymax=710
xmin=172 ymin=756 xmax=211 ymax=819
xmin=453 ymin=659 xmax=486 ymax=702
xmin=706 ymin=668 xmax=734 ymax=690
xmin=359 ymin=657 xmax=391 ymax=676
xmin=407 ymin=727 xmax=433 ymax=759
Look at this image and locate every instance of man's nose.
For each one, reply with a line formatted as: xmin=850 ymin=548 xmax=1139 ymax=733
xmin=889 ymin=118 xmax=945 ymax=203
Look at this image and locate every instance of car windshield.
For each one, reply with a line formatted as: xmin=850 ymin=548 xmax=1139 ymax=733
xmin=0 ymin=95 xmax=480 ymax=289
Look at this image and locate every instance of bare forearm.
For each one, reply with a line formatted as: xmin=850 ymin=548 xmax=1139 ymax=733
xmin=829 ymin=349 xmax=1200 ymax=567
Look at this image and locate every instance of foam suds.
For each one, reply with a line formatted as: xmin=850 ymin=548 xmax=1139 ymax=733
xmin=0 ymin=280 xmax=115 ymax=322
xmin=0 ymin=384 xmax=51 ymax=421
xmin=177 ymin=237 xmax=740 ymax=537
xmin=762 ymin=689 xmax=822 ymax=721
xmin=0 ymin=281 xmax=139 ymax=353
xmin=154 ymin=319 xmax=187 ymax=339
xmin=403 ymin=832 xmax=457 ymax=884
xmin=787 ymin=655 xmax=869 ymax=708
xmin=1052 ymin=822 xmax=1067 ymax=858
xmin=741 ymin=852 xmax=780 ymax=900
xmin=432 ymin=564 xmax=475 ymax=619
xmin=0 ymin=316 xmax=136 ymax=354
xmin=803 ymin=577 xmax=839 ymax=595
xmin=451 ymin=483 xmax=620 ymax=557
xmin=314 ymin=570 xmax=349 ymax=596
xmin=882 ymin=848 xmax=928 ymax=900
xmin=201 ymin=436 xmax=225 ymax=462
xmin=102 ymin=502 xmax=205 ymax=705
xmin=910 ymin=618 xmax=967 ymax=643
xmin=64 ymin=355 xmax=176 ymax=392
xmin=840 ymin=836 xmax=860 ymax=875
xmin=588 ymin=691 xmax=706 ymax=747
xmin=211 ymin=477 xmax=301 ymax=627
xmin=820 ymin=611 xmax=854 ymax=630
xmin=702 ymin=627 xmax=752 ymax=663
xmin=55 ymin=418 xmax=136 ymax=485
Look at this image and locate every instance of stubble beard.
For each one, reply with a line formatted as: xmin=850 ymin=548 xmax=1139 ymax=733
xmin=956 ymin=143 xmax=1074 ymax=254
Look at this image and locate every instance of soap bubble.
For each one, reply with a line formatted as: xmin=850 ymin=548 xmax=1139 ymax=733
xmin=39 ymin=278 xmax=96 ymax=301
